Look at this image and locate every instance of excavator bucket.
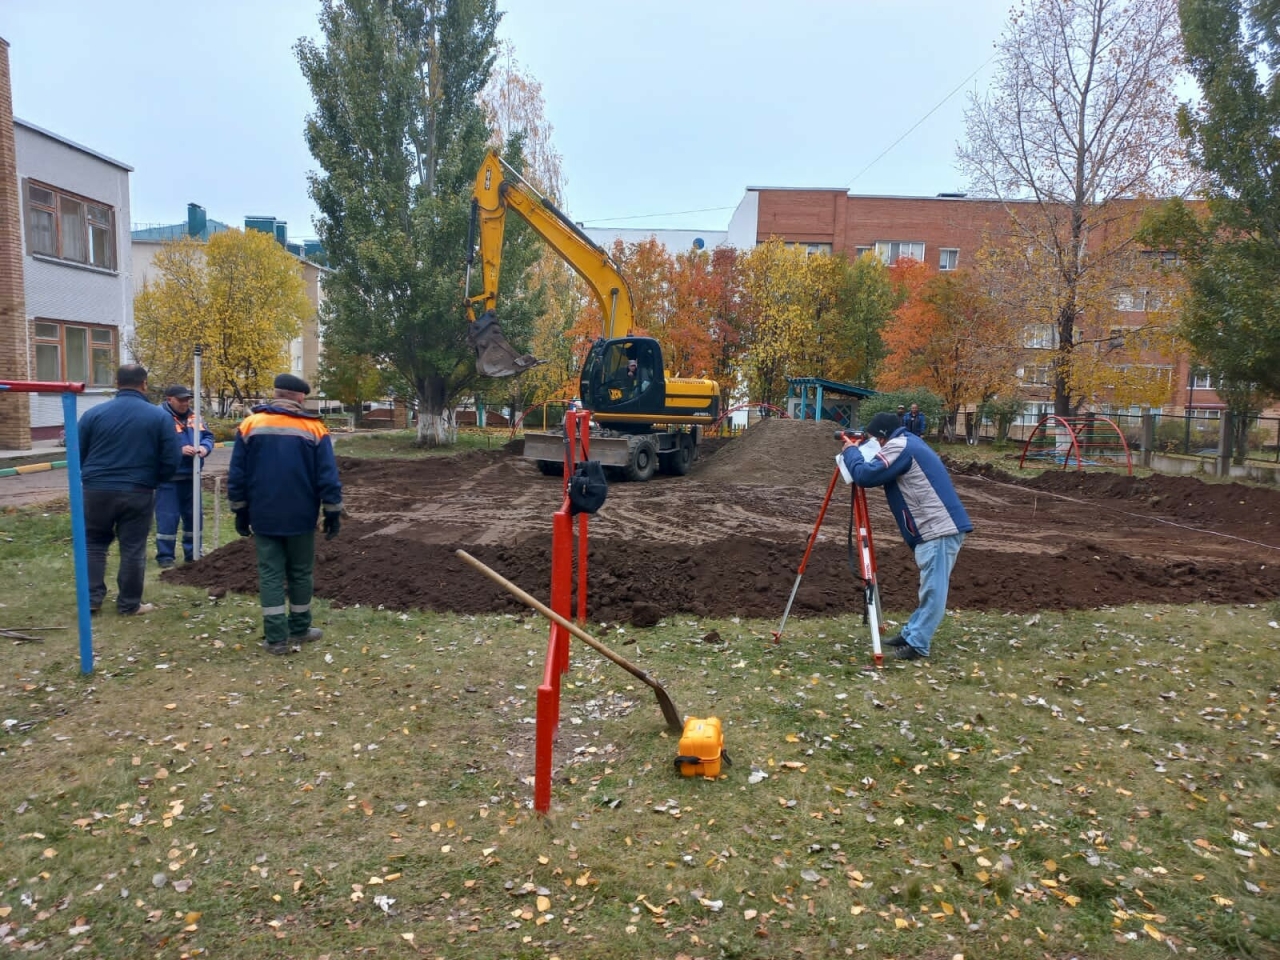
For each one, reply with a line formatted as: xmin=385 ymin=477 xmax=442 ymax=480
xmin=468 ymin=310 xmax=544 ymax=378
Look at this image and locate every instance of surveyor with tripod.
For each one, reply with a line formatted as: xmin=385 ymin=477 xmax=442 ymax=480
xmin=840 ymin=413 xmax=972 ymax=661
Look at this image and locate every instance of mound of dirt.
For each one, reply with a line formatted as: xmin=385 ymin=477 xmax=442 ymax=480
xmin=164 ymin=427 xmax=1280 ymax=625
xmin=166 ymin=521 xmax=1280 ymax=625
xmin=695 ymin=418 xmax=844 ymax=487
xmin=948 ymin=457 xmax=1279 ymax=531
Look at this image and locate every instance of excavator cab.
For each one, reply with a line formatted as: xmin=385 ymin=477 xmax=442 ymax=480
xmin=580 ymin=337 xmax=667 ymax=417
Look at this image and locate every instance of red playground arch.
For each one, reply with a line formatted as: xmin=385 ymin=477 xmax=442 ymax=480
xmin=1019 ymin=414 xmax=1133 ymax=475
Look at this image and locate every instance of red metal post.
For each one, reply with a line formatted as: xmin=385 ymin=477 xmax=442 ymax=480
xmin=533 ymin=408 xmax=596 ymax=813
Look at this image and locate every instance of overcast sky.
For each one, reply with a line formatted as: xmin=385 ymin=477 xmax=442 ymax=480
xmin=5 ymin=0 xmax=1017 ymax=240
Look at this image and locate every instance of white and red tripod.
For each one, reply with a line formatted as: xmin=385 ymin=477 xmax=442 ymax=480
xmin=773 ymin=450 xmax=885 ymax=669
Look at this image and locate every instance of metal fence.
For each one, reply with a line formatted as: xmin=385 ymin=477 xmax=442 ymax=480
xmin=940 ymin=408 xmax=1280 ymax=465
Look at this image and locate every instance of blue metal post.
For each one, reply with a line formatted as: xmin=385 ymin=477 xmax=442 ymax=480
xmin=61 ymin=392 xmax=94 ymax=673
xmin=816 ymin=384 xmax=825 ymax=422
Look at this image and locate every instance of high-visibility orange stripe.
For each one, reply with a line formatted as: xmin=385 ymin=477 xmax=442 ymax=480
xmin=239 ymin=412 xmax=330 ymax=441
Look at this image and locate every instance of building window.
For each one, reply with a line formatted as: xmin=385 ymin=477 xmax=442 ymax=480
xmin=1190 ymin=372 xmax=1218 ymax=390
xmin=33 ymin=321 xmax=117 ymax=386
xmin=853 ymin=245 xmax=873 ymax=259
xmin=1017 ymin=401 xmax=1053 ymax=426
xmin=24 ymin=181 xmax=117 ymax=271
xmin=784 ymin=241 xmax=832 ymax=255
xmin=1023 ymin=323 xmax=1057 ymax=349
xmin=874 ymin=240 xmax=925 ymax=265
xmin=939 ymin=248 xmax=959 ymax=271
xmin=1019 ymin=363 xmax=1053 ymax=386
xmin=1115 ymin=289 xmax=1166 ymax=313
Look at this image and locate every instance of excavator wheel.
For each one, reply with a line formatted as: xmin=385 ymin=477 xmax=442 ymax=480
xmin=660 ymin=436 xmax=694 ymax=476
xmin=624 ymin=439 xmax=658 ymax=482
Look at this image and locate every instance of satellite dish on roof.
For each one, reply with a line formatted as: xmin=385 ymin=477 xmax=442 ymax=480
xmin=692 ymin=237 xmax=705 ymax=250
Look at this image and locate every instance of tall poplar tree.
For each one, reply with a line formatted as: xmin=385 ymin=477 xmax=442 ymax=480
xmin=1162 ymin=0 xmax=1280 ymax=407
xmin=297 ymin=0 xmax=513 ymax=446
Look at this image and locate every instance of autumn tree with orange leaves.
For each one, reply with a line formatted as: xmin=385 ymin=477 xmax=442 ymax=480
xmin=880 ymin=258 xmax=1021 ymax=433
xmin=567 ymin=239 xmax=748 ymax=405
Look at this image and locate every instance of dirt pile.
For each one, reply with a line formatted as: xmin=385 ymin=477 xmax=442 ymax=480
xmin=696 ymin=418 xmax=845 ymax=487
xmin=164 ymin=421 xmax=1280 ymax=625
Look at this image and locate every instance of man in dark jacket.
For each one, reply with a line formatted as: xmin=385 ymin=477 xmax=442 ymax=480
xmin=904 ymin=403 xmax=927 ymax=437
xmin=154 ymin=384 xmax=215 ymax=568
xmin=841 ymin=412 xmax=972 ymax=661
xmin=79 ymin=364 xmax=182 ymax=615
xmin=228 ymin=373 xmax=343 ymax=655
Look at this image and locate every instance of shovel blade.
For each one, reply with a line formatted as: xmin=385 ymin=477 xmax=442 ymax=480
xmin=469 ymin=310 xmax=544 ymax=378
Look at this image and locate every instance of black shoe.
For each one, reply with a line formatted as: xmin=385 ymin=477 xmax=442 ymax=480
xmin=289 ymin=628 xmax=323 ymax=644
xmin=892 ymin=644 xmax=925 ymax=661
xmin=157 ymin=560 xmax=174 ymax=570
xmin=883 ymin=634 xmax=908 ymax=648
xmin=264 ymin=640 xmax=296 ymax=656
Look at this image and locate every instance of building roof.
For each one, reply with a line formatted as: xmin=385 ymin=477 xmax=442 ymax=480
xmin=14 ymin=117 xmax=133 ymax=172
xmin=131 ymin=221 xmax=233 ymax=242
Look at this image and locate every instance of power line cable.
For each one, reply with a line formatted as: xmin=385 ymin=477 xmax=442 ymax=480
xmin=579 ymin=53 xmax=998 ymax=226
xmin=580 ymin=204 xmax=738 ymax=227
xmin=845 ymin=53 xmax=996 ymax=189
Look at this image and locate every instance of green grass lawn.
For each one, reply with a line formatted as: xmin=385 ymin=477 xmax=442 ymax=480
xmin=332 ymin=427 xmax=512 ymax=460
xmin=1 ymin=505 xmax=1277 ymax=959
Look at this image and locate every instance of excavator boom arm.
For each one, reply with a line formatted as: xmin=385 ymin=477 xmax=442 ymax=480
xmin=468 ymin=151 xmax=635 ymax=341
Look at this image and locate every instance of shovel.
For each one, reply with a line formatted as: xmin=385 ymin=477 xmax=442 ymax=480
xmin=455 ymin=549 xmax=684 ymax=732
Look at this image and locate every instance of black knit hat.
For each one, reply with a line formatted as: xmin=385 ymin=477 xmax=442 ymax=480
xmin=274 ymin=373 xmax=311 ymax=395
xmin=866 ymin=412 xmax=902 ymax=440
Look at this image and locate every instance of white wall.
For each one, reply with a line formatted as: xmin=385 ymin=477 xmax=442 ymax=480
xmin=726 ymin=190 xmax=760 ymax=250
xmin=583 ymin=227 xmax=728 ymax=253
xmin=15 ymin=122 xmax=132 ymax=430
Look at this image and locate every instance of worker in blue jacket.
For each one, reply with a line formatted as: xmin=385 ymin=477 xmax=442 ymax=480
xmin=78 ymin=364 xmax=182 ymax=615
xmin=841 ymin=412 xmax=972 ymax=661
xmin=904 ymin=403 xmax=927 ymax=437
xmin=154 ymin=384 xmax=215 ymax=568
xmin=228 ymin=373 xmax=343 ymax=656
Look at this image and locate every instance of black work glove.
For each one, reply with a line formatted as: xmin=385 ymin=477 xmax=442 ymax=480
xmin=323 ymin=512 xmax=341 ymax=540
xmin=234 ymin=509 xmax=251 ymax=538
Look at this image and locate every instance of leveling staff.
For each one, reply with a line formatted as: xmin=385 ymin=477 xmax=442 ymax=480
xmin=841 ymin=412 xmax=972 ymax=661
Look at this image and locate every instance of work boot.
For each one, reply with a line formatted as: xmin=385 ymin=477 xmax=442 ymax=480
xmin=289 ymin=628 xmax=323 ymax=644
xmin=891 ymin=644 xmax=925 ymax=661
xmin=263 ymin=640 xmax=296 ymax=656
xmin=883 ymin=634 xmax=908 ymax=648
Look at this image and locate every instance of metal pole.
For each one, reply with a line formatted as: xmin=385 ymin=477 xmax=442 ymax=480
xmin=213 ymin=475 xmax=221 ymax=546
xmin=192 ymin=345 xmax=202 ymax=559
xmin=61 ymin=391 xmax=94 ymax=674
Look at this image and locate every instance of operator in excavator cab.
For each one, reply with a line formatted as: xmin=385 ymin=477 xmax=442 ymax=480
xmin=626 ymin=358 xmax=651 ymax=396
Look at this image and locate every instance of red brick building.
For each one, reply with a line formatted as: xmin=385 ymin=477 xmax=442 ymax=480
xmin=725 ymin=186 xmax=1236 ymax=423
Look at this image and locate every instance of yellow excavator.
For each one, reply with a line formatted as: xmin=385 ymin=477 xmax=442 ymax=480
xmin=465 ymin=150 xmax=720 ymax=480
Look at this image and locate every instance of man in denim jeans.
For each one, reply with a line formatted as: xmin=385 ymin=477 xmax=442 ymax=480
xmin=78 ymin=364 xmax=182 ymax=615
xmin=840 ymin=412 xmax=972 ymax=661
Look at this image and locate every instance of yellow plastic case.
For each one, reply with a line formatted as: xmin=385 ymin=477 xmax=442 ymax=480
xmin=674 ymin=716 xmax=731 ymax=778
